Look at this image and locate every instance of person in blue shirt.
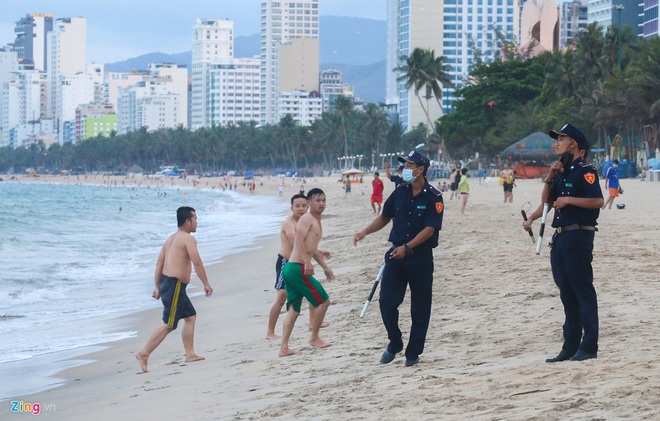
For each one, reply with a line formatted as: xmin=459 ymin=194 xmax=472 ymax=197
xmin=602 ymin=159 xmax=623 ymax=210
xmin=353 ymin=151 xmax=444 ymax=367
xmin=384 ymin=162 xmax=404 ymax=187
xmin=523 ymin=124 xmax=604 ymax=363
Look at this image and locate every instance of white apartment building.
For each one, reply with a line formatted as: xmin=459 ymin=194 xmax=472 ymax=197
xmin=46 ymin=17 xmax=87 ymax=133
xmin=1 ymin=69 xmax=47 ymax=148
xmin=208 ymin=58 xmax=261 ymax=126
xmin=60 ymin=73 xmax=95 ymax=143
xmin=277 ymin=90 xmax=322 ymax=126
xmin=107 ymin=71 xmax=144 ymax=112
xmin=388 ymin=0 xmax=519 ymax=130
xmin=0 ymin=49 xmax=19 ymax=144
xmin=319 ymin=69 xmax=354 ymax=113
xmin=13 ymin=14 xmax=53 ymax=71
xmin=191 ymin=19 xmax=234 ymax=130
xmin=560 ymin=1 xmax=589 ymax=49
xmin=117 ymin=77 xmax=180 ymax=134
xmin=588 ymin=0 xmax=614 ymax=28
xmin=148 ymin=63 xmax=188 ymax=128
xmin=260 ymin=0 xmax=320 ymax=125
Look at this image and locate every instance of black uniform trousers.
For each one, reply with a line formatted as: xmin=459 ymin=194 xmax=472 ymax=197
xmin=550 ymin=229 xmax=599 ymax=354
xmin=379 ymin=248 xmax=434 ymax=360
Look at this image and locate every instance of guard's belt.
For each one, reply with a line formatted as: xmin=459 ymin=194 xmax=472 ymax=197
xmin=556 ymin=224 xmax=597 ymax=234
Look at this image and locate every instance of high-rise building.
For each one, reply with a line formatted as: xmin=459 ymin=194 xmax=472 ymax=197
xmin=107 ymin=71 xmax=144 ymax=112
xmin=75 ymin=103 xmax=116 ymax=141
xmin=148 ymin=63 xmax=188 ymax=128
xmin=260 ymin=0 xmax=320 ymax=125
xmin=191 ymin=19 xmax=234 ymax=130
xmin=588 ymin=0 xmax=613 ymax=28
xmin=387 ymin=0 xmax=519 ymax=130
xmin=59 ymin=73 xmax=95 ymax=143
xmin=117 ymin=77 xmax=180 ymax=134
xmin=643 ymin=0 xmax=659 ymax=38
xmin=208 ymin=58 xmax=261 ymax=126
xmin=560 ymin=1 xmax=588 ymax=48
xmin=588 ymin=1 xmax=644 ymax=35
xmin=12 ymin=14 xmax=53 ymax=71
xmin=277 ymin=90 xmax=322 ymax=126
xmin=0 ymin=48 xmax=19 ymax=144
xmin=319 ymin=69 xmax=354 ymax=112
xmin=46 ymin=17 xmax=87 ymax=129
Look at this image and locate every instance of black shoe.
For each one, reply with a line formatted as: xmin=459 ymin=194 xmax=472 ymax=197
xmin=545 ymin=349 xmax=573 ymax=363
xmin=380 ymin=350 xmax=398 ymax=364
xmin=570 ymin=350 xmax=597 ymax=361
xmin=405 ymin=357 xmax=419 ymax=367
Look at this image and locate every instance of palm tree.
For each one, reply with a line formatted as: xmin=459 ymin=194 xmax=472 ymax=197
xmin=358 ymin=103 xmax=390 ymax=165
xmin=332 ymin=95 xmax=354 ymax=157
xmin=394 ymin=48 xmax=453 ymax=135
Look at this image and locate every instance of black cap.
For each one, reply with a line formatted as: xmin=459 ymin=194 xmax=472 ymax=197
xmin=549 ymin=124 xmax=590 ymax=152
xmin=397 ymin=150 xmax=430 ymax=168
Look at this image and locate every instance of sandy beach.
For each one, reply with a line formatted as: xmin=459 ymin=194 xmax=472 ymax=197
xmin=4 ymin=171 xmax=660 ymax=420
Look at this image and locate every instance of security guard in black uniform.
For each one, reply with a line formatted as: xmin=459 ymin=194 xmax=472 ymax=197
xmin=524 ymin=124 xmax=604 ymax=362
xmin=354 ymin=151 xmax=444 ymax=367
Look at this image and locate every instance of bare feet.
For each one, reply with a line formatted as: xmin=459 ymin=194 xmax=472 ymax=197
xmin=266 ymin=333 xmax=281 ymax=340
xmin=308 ymin=322 xmax=330 ymax=330
xmin=309 ymin=338 xmax=332 ymax=348
xmin=185 ymin=354 xmax=206 ymax=363
xmin=279 ymin=347 xmax=300 ymax=357
xmin=135 ymin=352 xmax=149 ymax=372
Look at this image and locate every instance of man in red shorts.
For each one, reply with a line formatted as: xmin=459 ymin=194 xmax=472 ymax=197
xmin=371 ymin=171 xmax=384 ymax=214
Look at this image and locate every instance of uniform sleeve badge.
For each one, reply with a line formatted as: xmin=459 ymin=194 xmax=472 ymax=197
xmin=435 ymin=202 xmax=444 ymax=213
xmin=584 ymin=173 xmax=595 ymax=184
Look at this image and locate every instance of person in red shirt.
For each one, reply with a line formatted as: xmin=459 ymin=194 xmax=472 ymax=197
xmin=371 ymin=171 xmax=385 ymax=214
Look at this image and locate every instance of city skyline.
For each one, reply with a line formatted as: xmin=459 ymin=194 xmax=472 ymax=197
xmin=0 ymin=0 xmax=386 ymax=64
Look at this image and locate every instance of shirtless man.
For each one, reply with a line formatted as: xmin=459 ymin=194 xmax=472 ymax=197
xmin=136 ymin=206 xmax=213 ymax=372
xmin=500 ymin=163 xmax=515 ymax=203
xmin=266 ymin=194 xmax=334 ymax=340
xmin=279 ymin=188 xmax=332 ymax=356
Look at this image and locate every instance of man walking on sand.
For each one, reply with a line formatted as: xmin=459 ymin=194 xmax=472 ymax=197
xmin=279 ymin=188 xmax=332 ymax=356
xmin=136 ymin=206 xmax=213 ymax=372
xmin=267 ymin=194 xmax=334 ymax=340
xmin=371 ymin=172 xmax=385 ymax=214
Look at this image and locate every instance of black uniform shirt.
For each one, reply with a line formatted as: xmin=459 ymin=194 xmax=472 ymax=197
xmin=390 ymin=175 xmax=403 ymax=187
xmin=382 ymin=179 xmax=444 ymax=248
xmin=550 ymin=158 xmax=603 ymax=228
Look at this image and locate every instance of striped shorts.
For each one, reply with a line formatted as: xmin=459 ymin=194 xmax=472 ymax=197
xmin=159 ymin=274 xmax=196 ymax=330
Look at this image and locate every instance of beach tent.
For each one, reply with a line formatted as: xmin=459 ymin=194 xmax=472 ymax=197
xmin=342 ymin=168 xmax=365 ymax=175
xmin=128 ymin=164 xmax=144 ymax=174
xmin=500 ymin=132 xmax=556 ymax=179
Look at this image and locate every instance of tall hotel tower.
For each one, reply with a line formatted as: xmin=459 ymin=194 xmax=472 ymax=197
xmin=260 ymin=0 xmax=320 ymax=125
xmin=191 ymin=19 xmax=234 ymax=130
xmin=13 ymin=13 xmax=53 ymax=71
xmin=387 ymin=0 xmax=519 ymax=130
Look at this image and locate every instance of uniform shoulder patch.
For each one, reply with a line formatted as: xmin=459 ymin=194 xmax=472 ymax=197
xmin=584 ymin=173 xmax=596 ymax=184
xmin=435 ymin=202 xmax=444 ymax=213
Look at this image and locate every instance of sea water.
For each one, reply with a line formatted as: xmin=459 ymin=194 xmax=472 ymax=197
xmin=0 ymin=181 xmax=286 ymax=368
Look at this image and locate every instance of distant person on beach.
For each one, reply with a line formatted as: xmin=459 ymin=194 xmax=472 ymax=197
xmin=135 ymin=206 xmax=213 ymax=372
xmin=602 ymin=160 xmax=622 ymax=209
xmin=353 ymin=151 xmax=444 ymax=367
xmin=449 ymin=166 xmax=460 ymax=200
xmin=384 ymin=162 xmax=404 ymax=187
xmin=500 ymin=163 xmax=515 ymax=203
xmin=523 ymin=123 xmax=603 ymax=363
xmin=371 ymin=172 xmax=384 ymax=214
xmin=267 ymin=194 xmax=334 ymax=340
xmin=458 ymin=168 xmax=470 ymax=215
xmin=279 ymin=188 xmax=332 ymax=357
xmin=344 ymin=176 xmax=352 ymax=198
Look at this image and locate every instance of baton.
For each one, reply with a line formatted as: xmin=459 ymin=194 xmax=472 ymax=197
xmin=535 ymin=203 xmax=550 ymax=255
xmin=521 ymin=209 xmax=535 ymax=244
xmin=360 ymin=265 xmax=385 ymax=318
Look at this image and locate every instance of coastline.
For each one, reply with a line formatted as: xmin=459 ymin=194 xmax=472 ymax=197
xmin=4 ymin=174 xmax=660 ymax=419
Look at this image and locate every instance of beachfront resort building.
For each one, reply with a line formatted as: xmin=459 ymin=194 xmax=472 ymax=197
xmin=587 ymin=1 xmax=644 ymax=35
xmin=559 ymin=0 xmax=589 ymax=49
xmin=386 ymin=0 xmax=519 ymax=130
xmin=75 ymin=103 xmax=117 ymax=141
xmin=208 ymin=58 xmax=261 ymax=126
xmin=319 ymin=69 xmax=354 ymax=113
xmin=147 ymin=63 xmax=188 ymax=128
xmin=277 ymin=90 xmax=322 ymax=126
xmin=643 ymin=0 xmax=659 ymax=38
xmin=116 ymin=76 xmax=181 ymax=134
xmin=260 ymin=0 xmax=320 ymax=125
xmin=12 ymin=14 xmax=53 ymax=72
xmin=191 ymin=19 xmax=234 ymax=130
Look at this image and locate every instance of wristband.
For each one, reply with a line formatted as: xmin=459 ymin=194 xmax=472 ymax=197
xmin=404 ymin=244 xmax=412 ymax=255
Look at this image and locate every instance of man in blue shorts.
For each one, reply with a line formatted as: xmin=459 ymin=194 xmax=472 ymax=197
xmin=136 ymin=207 xmax=213 ymax=372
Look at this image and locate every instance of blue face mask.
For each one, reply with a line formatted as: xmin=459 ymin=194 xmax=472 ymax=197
xmin=402 ymin=168 xmax=417 ymax=183
xmin=612 ymin=164 xmax=618 ymax=168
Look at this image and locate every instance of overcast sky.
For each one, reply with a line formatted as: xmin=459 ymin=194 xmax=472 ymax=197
xmin=0 ymin=0 xmax=387 ymax=63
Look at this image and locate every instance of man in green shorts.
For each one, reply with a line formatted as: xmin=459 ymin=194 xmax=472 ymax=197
xmin=279 ymin=188 xmax=332 ymax=357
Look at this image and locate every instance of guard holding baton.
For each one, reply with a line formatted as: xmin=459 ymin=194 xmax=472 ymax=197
xmin=354 ymin=150 xmax=444 ymax=367
xmin=523 ymin=124 xmax=603 ymax=362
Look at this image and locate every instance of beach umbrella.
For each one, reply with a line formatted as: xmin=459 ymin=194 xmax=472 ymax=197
xmin=500 ymin=132 xmax=555 ymax=163
xmin=342 ymin=168 xmax=365 ymax=175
